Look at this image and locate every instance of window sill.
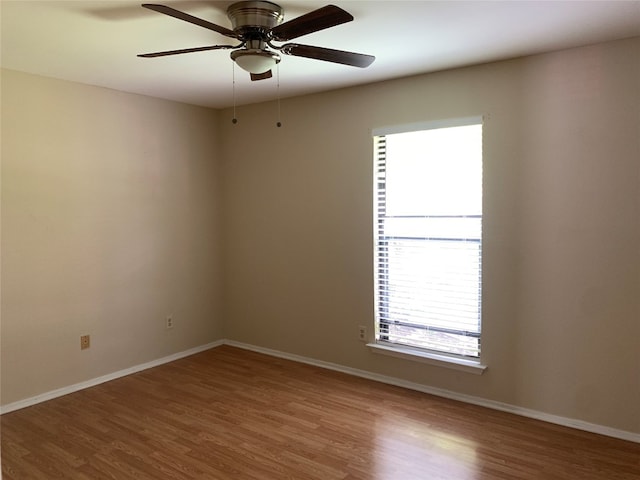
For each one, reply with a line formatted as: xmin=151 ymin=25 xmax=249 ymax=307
xmin=367 ymin=342 xmax=487 ymax=375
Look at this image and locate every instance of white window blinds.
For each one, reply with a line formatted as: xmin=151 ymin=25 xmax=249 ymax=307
xmin=373 ymin=120 xmax=483 ymax=358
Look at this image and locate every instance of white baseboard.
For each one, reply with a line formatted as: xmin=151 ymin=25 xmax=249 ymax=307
xmin=0 ymin=340 xmax=224 ymax=415
xmin=224 ymin=340 xmax=640 ymax=444
xmin=3 ymin=338 xmax=638 ymax=444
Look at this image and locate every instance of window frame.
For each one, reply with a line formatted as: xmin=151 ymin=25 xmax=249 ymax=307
xmin=371 ymin=117 xmax=487 ymax=372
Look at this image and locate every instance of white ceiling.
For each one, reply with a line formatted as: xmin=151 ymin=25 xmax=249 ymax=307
xmin=2 ymin=1 xmax=639 ymax=109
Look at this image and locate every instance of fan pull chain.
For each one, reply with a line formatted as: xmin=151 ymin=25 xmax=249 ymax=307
xmin=232 ymin=62 xmax=238 ymax=124
xmin=276 ymin=63 xmax=282 ymax=128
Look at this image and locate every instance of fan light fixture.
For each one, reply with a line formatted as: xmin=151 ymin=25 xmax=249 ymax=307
xmin=231 ymin=49 xmax=281 ymax=74
xmin=138 ymin=2 xmax=375 ymax=81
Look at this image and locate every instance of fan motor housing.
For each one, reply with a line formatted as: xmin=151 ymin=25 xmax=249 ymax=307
xmin=227 ymin=1 xmax=284 ymax=37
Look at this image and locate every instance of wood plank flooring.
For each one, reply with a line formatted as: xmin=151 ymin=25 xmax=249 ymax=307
xmin=2 ymin=345 xmax=639 ymax=479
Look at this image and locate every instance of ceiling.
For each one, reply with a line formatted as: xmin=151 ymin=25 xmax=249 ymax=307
xmin=2 ymin=1 xmax=639 ymax=109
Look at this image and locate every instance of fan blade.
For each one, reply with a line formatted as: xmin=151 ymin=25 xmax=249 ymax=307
xmin=142 ymin=4 xmax=236 ymax=38
xmin=251 ymin=71 xmax=273 ymax=81
xmin=281 ymin=43 xmax=375 ymax=68
xmin=138 ymin=45 xmax=234 ymax=58
xmin=271 ymin=5 xmax=353 ymax=41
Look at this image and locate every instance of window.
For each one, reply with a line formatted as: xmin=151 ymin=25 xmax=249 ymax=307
xmin=373 ymin=118 xmax=483 ymax=359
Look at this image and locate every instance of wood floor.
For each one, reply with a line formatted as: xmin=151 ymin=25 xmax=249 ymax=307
xmin=2 ymin=346 xmax=639 ymax=479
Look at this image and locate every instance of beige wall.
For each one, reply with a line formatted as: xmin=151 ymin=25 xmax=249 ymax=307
xmin=1 ymin=70 xmax=223 ymax=405
xmin=220 ymin=38 xmax=640 ymax=434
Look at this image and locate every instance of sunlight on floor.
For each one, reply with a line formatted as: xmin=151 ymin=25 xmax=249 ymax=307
xmin=373 ymin=415 xmax=479 ymax=480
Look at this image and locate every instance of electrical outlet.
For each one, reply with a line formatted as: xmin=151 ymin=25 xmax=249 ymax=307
xmin=166 ymin=315 xmax=174 ymax=329
xmin=80 ymin=335 xmax=90 ymax=350
xmin=358 ymin=326 xmax=367 ymax=342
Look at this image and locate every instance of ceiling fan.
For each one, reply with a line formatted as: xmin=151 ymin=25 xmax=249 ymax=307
xmin=138 ymin=1 xmax=375 ymax=81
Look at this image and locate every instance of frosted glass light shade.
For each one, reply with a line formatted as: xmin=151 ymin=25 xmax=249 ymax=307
xmin=231 ymin=49 xmax=280 ymax=74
